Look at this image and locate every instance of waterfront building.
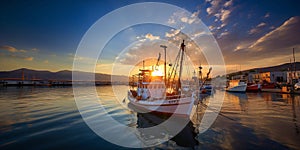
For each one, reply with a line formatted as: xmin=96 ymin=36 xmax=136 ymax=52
xmin=248 ymin=71 xmax=287 ymax=83
xmin=286 ymin=71 xmax=300 ymax=84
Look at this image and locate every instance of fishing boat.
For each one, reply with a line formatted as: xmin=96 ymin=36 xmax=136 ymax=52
xmin=226 ymin=79 xmax=247 ymax=92
xmin=246 ymin=83 xmax=261 ymax=92
xmin=200 ymin=84 xmax=213 ymax=94
xmin=127 ymin=40 xmax=196 ymax=117
xmin=198 ymin=65 xmax=214 ymax=95
xmin=261 ymin=82 xmax=281 ymax=93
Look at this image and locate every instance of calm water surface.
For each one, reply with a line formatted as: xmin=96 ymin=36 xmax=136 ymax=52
xmin=0 ymin=86 xmax=299 ymax=149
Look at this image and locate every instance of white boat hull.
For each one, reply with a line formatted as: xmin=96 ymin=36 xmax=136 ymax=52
xmin=226 ymin=84 xmax=247 ymax=92
xmin=128 ymin=91 xmax=196 ymax=118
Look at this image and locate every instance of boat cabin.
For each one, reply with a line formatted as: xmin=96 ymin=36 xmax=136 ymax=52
xmin=132 ymin=69 xmax=166 ymax=100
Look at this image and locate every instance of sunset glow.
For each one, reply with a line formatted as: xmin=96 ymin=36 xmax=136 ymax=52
xmin=151 ymin=69 xmax=163 ymax=76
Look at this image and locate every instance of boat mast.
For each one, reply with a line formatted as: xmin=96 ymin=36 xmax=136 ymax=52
xmin=178 ymin=40 xmax=185 ymax=93
xmin=199 ymin=64 xmax=203 ymax=81
xmin=293 ymin=48 xmax=296 ymax=81
xmin=160 ymin=45 xmax=167 ymax=86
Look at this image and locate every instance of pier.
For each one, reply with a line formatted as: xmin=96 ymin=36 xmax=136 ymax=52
xmin=0 ymin=78 xmax=125 ymax=87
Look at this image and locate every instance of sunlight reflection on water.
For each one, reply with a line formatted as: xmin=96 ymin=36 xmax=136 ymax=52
xmin=0 ymin=86 xmax=299 ymax=149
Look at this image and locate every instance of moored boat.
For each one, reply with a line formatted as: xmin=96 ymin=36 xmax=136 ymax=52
xmin=246 ymin=83 xmax=261 ymax=92
xmin=127 ymin=40 xmax=196 ymax=117
xmin=261 ymin=83 xmax=282 ymax=93
xmin=200 ymin=84 xmax=214 ymax=94
xmin=226 ymin=79 xmax=247 ymax=92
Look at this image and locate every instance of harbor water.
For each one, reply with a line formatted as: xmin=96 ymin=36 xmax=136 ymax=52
xmin=0 ymin=86 xmax=300 ymax=149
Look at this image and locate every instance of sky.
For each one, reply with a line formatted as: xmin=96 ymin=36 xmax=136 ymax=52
xmin=1 ymin=0 xmax=300 ymax=77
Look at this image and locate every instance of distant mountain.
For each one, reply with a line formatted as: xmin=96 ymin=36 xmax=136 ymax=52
xmin=228 ymin=62 xmax=300 ymax=76
xmin=246 ymin=62 xmax=300 ymax=73
xmin=0 ymin=68 xmax=129 ymax=82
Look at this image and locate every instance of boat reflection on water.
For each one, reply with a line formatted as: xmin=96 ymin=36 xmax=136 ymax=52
xmin=128 ymin=102 xmax=199 ymax=148
xmin=226 ymin=92 xmax=248 ymax=101
xmin=225 ymin=92 xmax=248 ymax=112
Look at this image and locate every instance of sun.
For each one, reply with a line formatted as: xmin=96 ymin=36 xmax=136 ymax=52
xmin=152 ymin=69 xmax=163 ymax=76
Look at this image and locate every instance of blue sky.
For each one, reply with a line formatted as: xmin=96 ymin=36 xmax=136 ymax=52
xmin=1 ymin=0 xmax=300 ymax=76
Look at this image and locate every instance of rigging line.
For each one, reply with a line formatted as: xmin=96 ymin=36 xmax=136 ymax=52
xmin=184 ymin=53 xmax=191 ymax=81
xmin=168 ymin=47 xmax=181 ymax=86
xmin=184 ymin=46 xmax=192 ymax=82
xmin=172 ymin=47 xmax=182 ymax=81
xmin=168 ymin=48 xmax=180 ymax=81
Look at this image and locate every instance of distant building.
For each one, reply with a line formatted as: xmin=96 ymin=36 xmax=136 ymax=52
xmin=248 ymin=71 xmax=287 ymax=83
xmin=270 ymin=72 xmax=286 ymax=83
xmin=231 ymin=74 xmax=246 ymax=80
xmin=286 ymin=71 xmax=300 ymax=83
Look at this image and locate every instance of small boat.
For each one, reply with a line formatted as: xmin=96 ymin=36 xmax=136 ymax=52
xmin=198 ymin=66 xmax=214 ymax=95
xmin=246 ymin=83 xmax=261 ymax=92
xmin=261 ymin=83 xmax=281 ymax=93
xmin=294 ymin=81 xmax=300 ymax=90
xmin=128 ymin=40 xmax=196 ymax=117
xmin=200 ymin=83 xmax=214 ymax=94
xmin=226 ymin=79 xmax=247 ymax=92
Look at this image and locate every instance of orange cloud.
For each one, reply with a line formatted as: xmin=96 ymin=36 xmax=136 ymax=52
xmin=0 ymin=45 xmax=27 ymax=53
xmin=24 ymin=57 xmax=34 ymax=61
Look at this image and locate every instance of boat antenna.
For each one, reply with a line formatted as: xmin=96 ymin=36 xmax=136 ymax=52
xmin=143 ymin=60 xmax=145 ymax=69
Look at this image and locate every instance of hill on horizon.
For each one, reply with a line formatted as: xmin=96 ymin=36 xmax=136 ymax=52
xmin=228 ymin=62 xmax=300 ymax=76
xmin=0 ymin=68 xmax=129 ymax=82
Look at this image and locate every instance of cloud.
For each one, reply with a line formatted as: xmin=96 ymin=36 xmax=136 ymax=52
xmin=224 ymin=0 xmax=233 ymax=7
xmin=192 ymin=31 xmax=209 ymax=38
xmin=220 ymin=9 xmax=231 ymax=23
xmin=137 ymin=33 xmax=160 ymax=42
xmin=206 ymin=0 xmax=233 ymax=29
xmin=248 ymin=22 xmax=267 ymax=35
xmin=257 ymin=22 xmax=267 ymax=28
xmin=264 ymin=13 xmax=270 ymax=18
xmin=269 ymin=26 xmax=275 ymax=30
xmin=249 ymin=16 xmax=300 ymax=51
xmin=218 ymin=31 xmax=229 ymax=38
xmin=206 ymin=0 xmax=223 ymax=15
xmin=118 ymin=31 xmax=210 ymax=70
xmin=24 ymin=57 xmax=34 ymax=61
xmin=223 ymin=16 xmax=300 ymax=69
xmin=165 ymin=29 xmax=181 ymax=38
xmin=31 ymin=48 xmax=39 ymax=52
xmin=233 ymin=41 xmax=253 ymax=51
xmin=248 ymin=28 xmax=258 ymax=35
xmin=167 ymin=10 xmax=200 ymax=25
xmin=206 ymin=7 xmax=213 ymax=15
xmin=180 ymin=10 xmax=200 ymax=24
xmin=167 ymin=18 xmax=176 ymax=24
xmin=0 ymin=45 xmax=27 ymax=53
xmin=145 ymin=33 xmax=160 ymax=41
